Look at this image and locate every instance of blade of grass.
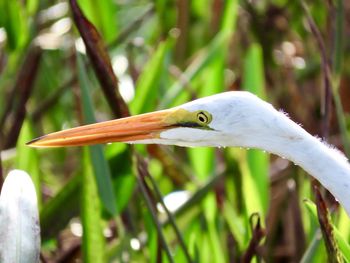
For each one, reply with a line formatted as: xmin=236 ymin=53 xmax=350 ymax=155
xmin=300 ymin=229 xmax=323 ymax=263
xmin=336 ymin=208 xmax=350 ymax=245
xmin=16 ymin=120 xmax=41 ymax=207
xmin=229 ymin=148 xmax=264 ymax=219
xmin=108 ymin=4 xmax=155 ymax=48
xmin=161 ymin=0 xmax=237 ymax=109
xmin=131 ymin=39 xmax=172 ymax=114
xmin=1 ymin=0 xmax=29 ymax=50
xmin=332 ymin=0 xmax=344 ymax=76
xmin=304 ymin=199 xmax=349 ymax=262
xmin=77 ymin=0 xmax=117 ymax=43
xmin=188 ymin=2 xmax=238 ymax=261
xmin=81 ymin=147 xmax=105 ymax=262
xmin=105 ymin=144 xmax=136 ymax=215
xmin=77 ymin=54 xmax=117 ymax=215
xmin=314 ymin=187 xmax=344 ymax=263
xmin=330 ymin=0 xmax=349 ymax=157
xmin=242 ymin=43 xmax=269 ymax=214
xmin=300 ymin=0 xmax=350 ymax=156
xmin=134 ymin=155 xmax=174 ymax=263
xmin=144 ymin=167 xmax=193 ymax=263
xmin=188 ymin=147 xmax=220 ymax=263
xmin=163 ymin=172 xmax=224 ymax=224
xmin=330 ymin=0 xmax=348 ymax=156
xmin=159 ymin=31 xmax=229 ymax=109
xmin=223 ymin=201 xmax=247 ymax=251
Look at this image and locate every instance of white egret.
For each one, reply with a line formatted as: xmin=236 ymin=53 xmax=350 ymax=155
xmin=27 ymin=91 xmax=350 ymax=216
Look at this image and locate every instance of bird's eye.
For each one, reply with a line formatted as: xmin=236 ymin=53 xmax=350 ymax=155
xmin=197 ymin=111 xmax=211 ymax=124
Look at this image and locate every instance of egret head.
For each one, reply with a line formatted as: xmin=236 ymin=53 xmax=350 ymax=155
xmin=27 ymin=91 xmax=270 ymax=148
xmin=156 ymin=91 xmax=276 ymax=147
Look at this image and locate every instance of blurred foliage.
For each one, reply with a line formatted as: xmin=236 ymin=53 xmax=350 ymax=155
xmin=1 ymin=0 xmax=350 ymax=262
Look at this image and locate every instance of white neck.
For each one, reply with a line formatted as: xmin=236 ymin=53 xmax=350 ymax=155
xmin=240 ymin=109 xmax=350 ymax=215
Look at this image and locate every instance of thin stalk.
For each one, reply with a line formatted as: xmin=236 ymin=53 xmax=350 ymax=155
xmin=134 ymin=154 xmax=174 ymax=263
xmin=330 ymin=0 xmax=350 ymax=156
xmin=107 ymin=4 xmax=155 ymax=49
xmin=145 ymin=172 xmax=193 ymax=263
xmin=163 ymin=172 xmax=224 ymax=225
xmin=300 ymin=0 xmax=332 ymax=138
xmin=332 ymin=0 xmax=344 ymax=76
xmin=135 ymin=175 xmax=174 ymax=263
xmin=300 ymin=229 xmax=322 ymax=263
xmin=300 ymin=0 xmax=350 ymax=156
xmin=4 ymin=47 xmax=42 ymax=149
xmin=333 ymin=95 xmax=350 ymax=156
xmin=31 ymin=76 xmax=77 ymax=122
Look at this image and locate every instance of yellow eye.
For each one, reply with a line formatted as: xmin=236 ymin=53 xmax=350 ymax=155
xmin=197 ymin=111 xmax=211 ymax=124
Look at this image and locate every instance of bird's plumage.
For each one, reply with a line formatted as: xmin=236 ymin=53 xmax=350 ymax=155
xmin=27 ymin=91 xmax=350 ymax=216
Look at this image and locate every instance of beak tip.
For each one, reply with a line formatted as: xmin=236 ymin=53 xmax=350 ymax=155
xmin=26 ymin=136 xmax=46 ymax=147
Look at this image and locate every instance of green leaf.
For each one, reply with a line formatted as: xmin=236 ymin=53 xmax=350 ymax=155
xmin=243 ymin=43 xmax=269 ymax=213
xmin=1 ymin=0 xmax=28 ymax=50
xmin=82 ymin=147 xmax=105 ymax=263
xmin=187 ymin=3 xmax=238 ymax=261
xmin=105 ymin=144 xmax=136 ymax=215
xmin=25 ymin=0 xmax=38 ymax=15
xmin=77 ymin=54 xmax=117 ymax=215
xmin=160 ymin=31 xmax=228 ymax=108
xmin=16 ymin=120 xmax=41 ymax=207
xmin=77 ymin=0 xmax=118 ymax=43
xmin=304 ymin=200 xmax=350 ymax=262
xmin=336 ymin=208 xmax=350 ymax=245
xmin=131 ymin=39 xmax=171 ymax=114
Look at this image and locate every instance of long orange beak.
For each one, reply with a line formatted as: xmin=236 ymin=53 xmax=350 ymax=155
xmin=27 ymin=110 xmax=174 ymax=147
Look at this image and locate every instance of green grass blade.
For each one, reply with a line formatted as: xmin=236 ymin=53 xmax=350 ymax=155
xmin=82 ymin=147 xmax=105 ymax=263
xmin=1 ymin=0 xmax=28 ymax=50
xmin=223 ymin=201 xmax=247 ymax=250
xmin=300 ymin=229 xmax=323 ymax=263
xmin=336 ymin=208 xmax=350 ymax=245
xmin=188 ymin=2 xmax=238 ymax=261
xmin=77 ymin=54 xmax=117 ymax=215
xmin=334 ymin=227 xmax=350 ymax=263
xmin=131 ymin=39 xmax=172 ymax=114
xmin=304 ymin=199 xmax=349 ymax=262
xmin=160 ymin=31 xmax=228 ymax=109
xmin=77 ymin=0 xmax=118 ymax=42
xmin=16 ymin=120 xmax=41 ymax=207
xmin=160 ymin=0 xmax=237 ymax=109
xmin=105 ymin=144 xmax=136 ymax=215
xmin=242 ymin=43 xmax=269 ymax=213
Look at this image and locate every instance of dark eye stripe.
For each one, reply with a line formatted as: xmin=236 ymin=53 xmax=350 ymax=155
xmin=176 ymin=122 xmax=202 ymax=128
xmin=174 ymin=122 xmax=214 ymax=130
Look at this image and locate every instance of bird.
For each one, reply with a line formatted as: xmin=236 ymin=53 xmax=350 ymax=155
xmin=27 ymin=91 xmax=350 ymax=216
